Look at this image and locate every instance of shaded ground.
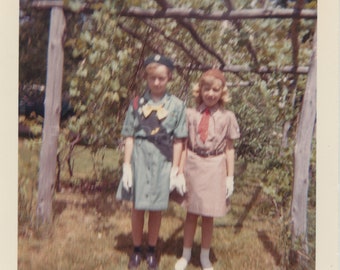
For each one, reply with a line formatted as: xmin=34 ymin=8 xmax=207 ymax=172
xmin=18 ymin=182 xmax=284 ymax=270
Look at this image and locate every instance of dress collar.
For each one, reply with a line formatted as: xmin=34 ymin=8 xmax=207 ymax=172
xmin=197 ymin=103 xmax=220 ymax=114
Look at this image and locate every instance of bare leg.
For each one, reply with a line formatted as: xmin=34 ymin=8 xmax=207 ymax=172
xmin=131 ymin=208 xmax=145 ymax=246
xmin=146 ymin=211 xmax=162 ymax=269
xmin=201 ymin=216 xmax=213 ymax=249
xmin=200 ymin=216 xmax=214 ymax=269
xmin=128 ymin=208 xmax=145 ymax=268
xmin=147 ymin=210 xmax=162 ymax=246
xmin=183 ymin=212 xmax=199 ymax=247
xmin=175 ymin=212 xmax=198 ymax=270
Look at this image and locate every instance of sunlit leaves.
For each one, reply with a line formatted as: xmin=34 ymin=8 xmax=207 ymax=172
xmin=68 ymin=0 xmax=142 ymax=149
xmin=76 ymin=66 xmax=88 ymax=77
xmin=65 ymin=0 xmax=315 ymax=162
xmin=68 ymin=0 xmax=84 ymax=12
xmin=80 ymin=30 xmax=92 ymax=43
xmin=19 ymin=7 xmax=50 ymax=84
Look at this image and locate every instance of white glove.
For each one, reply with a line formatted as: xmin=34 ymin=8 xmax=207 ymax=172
xmin=169 ymin=167 xmax=179 ymax=192
xmin=170 ymin=167 xmax=186 ymax=196
xmin=226 ymin=176 xmax=234 ymax=199
xmin=175 ymin=173 xmax=187 ymax=196
xmin=121 ymin=163 xmax=133 ymax=191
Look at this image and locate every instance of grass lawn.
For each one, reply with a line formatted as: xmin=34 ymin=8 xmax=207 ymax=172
xmin=18 ymin=139 xmax=315 ymax=270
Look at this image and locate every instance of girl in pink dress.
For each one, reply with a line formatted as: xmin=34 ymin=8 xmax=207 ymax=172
xmin=174 ymin=69 xmax=240 ymax=270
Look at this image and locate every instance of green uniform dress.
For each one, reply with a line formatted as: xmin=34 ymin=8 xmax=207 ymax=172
xmin=116 ymin=90 xmax=187 ymax=210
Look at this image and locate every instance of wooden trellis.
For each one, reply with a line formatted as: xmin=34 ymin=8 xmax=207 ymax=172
xmin=33 ymin=0 xmax=316 ymax=75
xmin=31 ymin=0 xmax=316 ymax=267
xmin=119 ymin=0 xmax=316 ymax=75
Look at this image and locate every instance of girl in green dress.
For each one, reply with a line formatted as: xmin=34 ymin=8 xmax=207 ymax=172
xmin=116 ymin=55 xmax=187 ymax=270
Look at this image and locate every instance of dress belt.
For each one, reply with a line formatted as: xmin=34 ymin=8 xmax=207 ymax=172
xmin=188 ymin=145 xmax=224 ymax=157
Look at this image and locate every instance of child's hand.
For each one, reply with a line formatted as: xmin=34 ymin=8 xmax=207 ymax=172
xmin=121 ymin=163 xmax=133 ymax=191
xmin=226 ymin=176 xmax=234 ymax=198
xmin=170 ymin=167 xmax=187 ymax=196
xmin=169 ymin=167 xmax=179 ymax=192
xmin=175 ymin=173 xmax=187 ymax=196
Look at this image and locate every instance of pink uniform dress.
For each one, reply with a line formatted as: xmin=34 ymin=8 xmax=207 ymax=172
xmin=181 ymin=104 xmax=240 ymax=217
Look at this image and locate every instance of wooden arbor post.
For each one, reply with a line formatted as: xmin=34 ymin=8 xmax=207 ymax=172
xmin=36 ymin=4 xmax=66 ymax=229
xmin=290 ymin=30 xmax=317 ymax=267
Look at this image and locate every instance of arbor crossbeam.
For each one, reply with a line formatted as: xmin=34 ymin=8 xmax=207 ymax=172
xmin=120 ymin=7 xmax=317 ymax=20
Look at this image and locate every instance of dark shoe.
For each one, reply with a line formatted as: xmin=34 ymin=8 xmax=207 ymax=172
xmin=128 ymin=252 xmax=142 ymax=270
xmin=146 ymin=252 xmax=158 ymax=270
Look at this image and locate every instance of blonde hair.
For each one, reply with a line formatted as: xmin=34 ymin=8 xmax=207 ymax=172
xmin=192 ymin=75 xmax=230 ymax=106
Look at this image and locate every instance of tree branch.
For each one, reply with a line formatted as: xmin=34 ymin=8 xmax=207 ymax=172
xmin=117 ymin=22 xmax=164 ymax=57
xmin=141 ymin=19 xmax=204 ymax=67
xmin=291 ymin=0 xmax=305 ymax=78
xmin=222 ymin=0 xmax=266 ymax=81
xmin=118 ymin=22 xmax=309 ymax=75
xmin=154 ymin=0 xmax=226 ymax=68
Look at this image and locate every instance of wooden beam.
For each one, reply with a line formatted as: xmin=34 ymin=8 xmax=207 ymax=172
xmin=36 ymin=6 xmax=66 ymax=228
xmin=291 ymin=0 xmax=305 ymax=77
xmin=120 ymin=7 xmax=317 ymax=20
xmin=192 ymin=64 xmax=309 ymax=74
xmin=32 ymin=1 xmax=317 ymax=21
xmin=32 ymin=0 xmax=65 ymax=8
xmin=31 ymin=0 xmax=90 ymax=11
xmin=290 ymin=29 xmax=316 ymax=268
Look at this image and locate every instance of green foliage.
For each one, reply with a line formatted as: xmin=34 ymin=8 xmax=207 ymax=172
xmin=64 ymin=1 xmax=316 ymax=218
xmin=18 ymin=138 xmax=122 ymax=231
xmin=19 ymin=3 xmax=84 ymax=89
xmin=20 ymin=0 xmax=315 ymax=158
xmin=229 ymin=80 xmax=281 ymax=161
xmin=19 ymin=7 xmax=50 ymax=85
xmin=19 ymin=0 xmax=316 ymax=192
xmin=66 ymin=1 xmax=139 ymax=149
xmin=307 ymin=139 xmax=316 ymax=208
xmin=261 ymin=151 xmax=294 ymax=208
xmin=18 ymin=139 xmax=40 ymax=228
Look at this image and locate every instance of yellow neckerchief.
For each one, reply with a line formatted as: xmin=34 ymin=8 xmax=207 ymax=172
xmin=141 ymin=102 xmax=168 ymax=120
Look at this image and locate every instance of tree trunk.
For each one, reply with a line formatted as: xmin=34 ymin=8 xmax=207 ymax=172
xmin=36 ymin=7 xmax=65 ymax=229
xmin=290 ymin=30 xmax=316 ymax=267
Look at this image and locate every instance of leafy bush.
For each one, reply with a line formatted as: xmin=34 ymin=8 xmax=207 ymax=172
xmin=18 ymin=139 xmax=40 ymax=229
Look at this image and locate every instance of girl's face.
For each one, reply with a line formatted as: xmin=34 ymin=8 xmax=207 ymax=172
xmin=145 ymin=64 xmax=171 ymax=99
xmin=200 ymin=76 xmax=223 ymax=107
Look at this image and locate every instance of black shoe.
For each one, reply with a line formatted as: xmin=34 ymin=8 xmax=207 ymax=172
xmin=128 ymin=252 xmax=142 ymax=270
xmin=146 ymin=252 xmax=158 ymax=270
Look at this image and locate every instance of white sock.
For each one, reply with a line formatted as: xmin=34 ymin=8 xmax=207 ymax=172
xmin=174 ymin=247 xmax=191 ymax=270
xmin=200 ymin=248 xmax=212 ymax=269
